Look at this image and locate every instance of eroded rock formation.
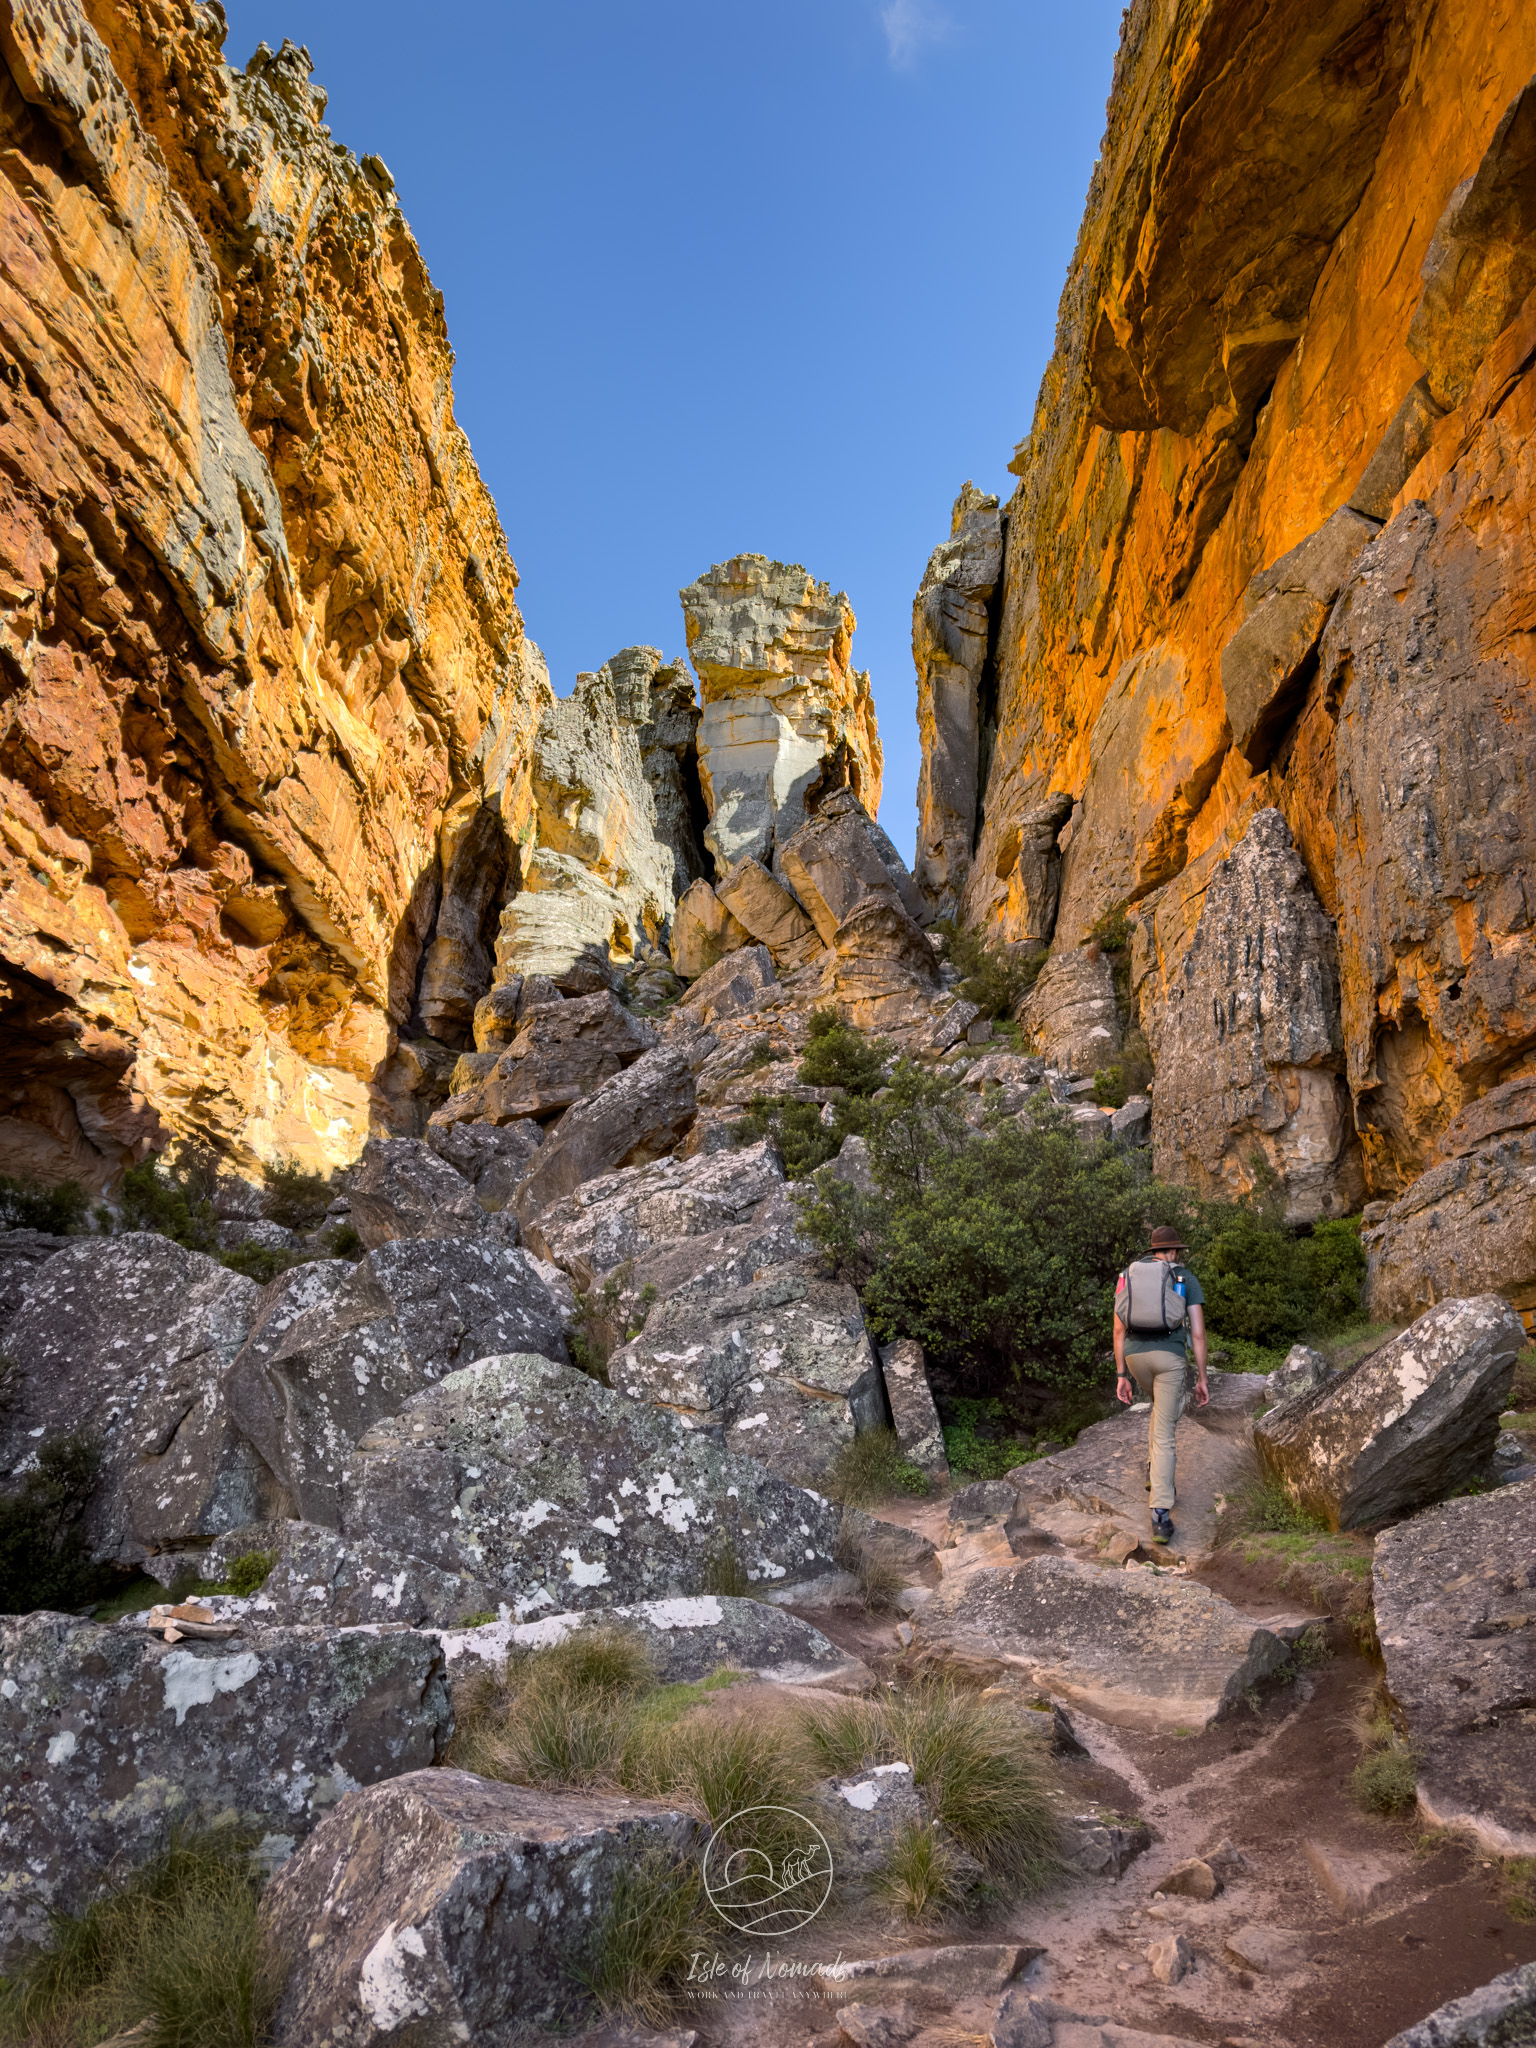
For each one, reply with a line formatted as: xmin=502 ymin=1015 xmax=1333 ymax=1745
xmin=920 ymin=1 xmax=1536 ymax=1278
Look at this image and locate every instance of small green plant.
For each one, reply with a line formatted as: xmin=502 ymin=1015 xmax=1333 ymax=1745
xmin=873 ymin=1821 xmax=964 ymax=1921
xmin=570 ymin=1277 xmax=623 ymax=1379
xmin=797 ymin=1009 xmax=890 ymax=1095
xmin=1289 ymin=1623 xmax=1331 ymax=1669
xmin=821 ymin=1426 xmax=928 ymax=1506
xmin=0 ymin=1828 xmax=281 ymax=2047
xmin=574 ymin=1847 xmax=709 ymax=2026
xmin=0 ymin=1173 xmax=90 ymax=1235
xmin=260 ymin=1157 xmax=334 ymax=1232
xmin=941 ymin=1398 xmax=1035 ymax=1481
xmin=1509 ymin=1346 xmax=1536 ymax=1411
xmin=116 ymin=1146 xmax=221 ymax=1254
xmin=1353 ymin=1746 xmax=1418 ymax=1817
xmin=1092 ymin=1028 xmax=1153 ymax=1108
xmin=1502 ymin=1856 xmax=1536 ymax=1923
xmin=835 ymin=1530 xmax=909 ymax=1614
xmin=1089 ymin=902 xmax=1132 ymax=955
xmin=699 ymin=1532 xmax=751 ymax=1598
xmin=735 ymin=1093 xmax=845 ymax=1179
xmin=218 ymin=1242 xmax=296 ymax=1284
xmin=223 ymin=1549 xmax=277 ymax=1597
xmin=1222 ymin=1472 xmax=1330 ymax=1539
xmin=934 ymin=921 xmax=1046 ymax=1020
xmin=457 ymin=1609 xmax=497 ymax=1629
xmin=625 ymin=1283 xmax=660 ymax=1340
xmin=0 ymin=1432 xmax=112 ymax=1616
xmin=322 ymin=1222 xmax=363 ymax=1259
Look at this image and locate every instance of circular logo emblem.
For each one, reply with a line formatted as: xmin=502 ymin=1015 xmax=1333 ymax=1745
xmin=701 ymin=1805 xmax=835 ymax=1934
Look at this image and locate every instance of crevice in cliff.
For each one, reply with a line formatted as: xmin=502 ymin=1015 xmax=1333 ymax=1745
xmin=971 ymin=509 xmax=1009 ymax=853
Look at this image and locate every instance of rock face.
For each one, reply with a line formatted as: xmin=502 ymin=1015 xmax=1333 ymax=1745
xmin=680 ymin=555 xmax=882 ymax=873
xmin=1254 ymin=1297 xmax=1524 ymax=1529
xmin=913 ymin=484 xmax=1005 ymax=917
xmin=336 ymin=1351 xmax=842 ymax=1615
xmin=1021 ymin=947 xmax=1121 ymax=1078
xmin=345 ymin=1138 xmax=490 ymax=1248
xmin=1374 ymin=1478 xmax=1536 ymax=1856
xmin=936 ymin=4 xmax=1536 ymax=1287
xmin=0 ymin=1612 xmax=451 ymax=1965
xmin=0 ymin=1 xmax=553 ymax=1184
xmin=0 ymin=1236 xmax=266 ymax=1567
xmin=512 ymin=1045 xmax=698 ymax=1223
xmin=429 ymin=991 xmax=657 ymax=1129
xmin=1383 ymin=1962 xmax=1536 ymax=2048
xmin=609 ymin=1268 xmax=887 ymax=1483
xmin=261 ymin=1771 xmax=702 ymax=2043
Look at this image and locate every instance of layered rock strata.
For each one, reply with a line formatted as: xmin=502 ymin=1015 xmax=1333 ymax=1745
xmin=921 ymin=3 xmax=1536 ymax=1281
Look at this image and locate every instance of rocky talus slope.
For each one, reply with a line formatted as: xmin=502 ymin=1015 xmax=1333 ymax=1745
xmin=911 ymin=1 xmax=1536 ymax=1327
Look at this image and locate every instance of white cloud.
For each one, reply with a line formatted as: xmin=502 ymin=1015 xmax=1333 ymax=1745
xmin=880 ymin=0 xmax=954 ymax=69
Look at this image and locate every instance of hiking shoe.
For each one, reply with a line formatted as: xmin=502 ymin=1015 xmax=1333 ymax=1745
xmin=1150 ymin=1509 xmax=1174 ymax=1544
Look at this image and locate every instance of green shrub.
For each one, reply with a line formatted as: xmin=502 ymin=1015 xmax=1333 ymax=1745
xmin=873 ymin=1821 xmax=965 ymax=1921
xmin=1091 ymin=1028 xmax=1153 ymax=1108
xmin=260 ymin=1157 xmax=333 ymax=1232
xmin=1198 ymin=1214 xmax=1366 ymax=1349
xmin=217 ymin=1243 xmax=295 ymax=1284
xmin=820 ymin=1426 xmax=928 ymax=1506
xmin=1088 ymin=902 xmax=1132 ymax=954
xmin=940 ymin=1398 xmax=1036 ymax=1480
xmin=116 ymin=1147 xmax=220 ymax=1255
xmin=0 ymin=1828 xmax=281 ymax=2047
xmin=1353 ymin=1745 xmax=1417 ymax=1817
xmin=0 ymin=1432 xmax=112 ymax=1616
xmin=0 ymin=1174 xmax=89 ymax=1236
xmin=322 ymin=1222 xmax=363 ymax=1260
xmin=223 ymin=1550 xmax=276 ymax=1597
xmin=735 ymin=1093 xmax=846 ymax=1179
xmin=935 ymin=921 xmax=1046 ymax=1019
xmin=797 ymin=1009 xmax=890 ymax=1094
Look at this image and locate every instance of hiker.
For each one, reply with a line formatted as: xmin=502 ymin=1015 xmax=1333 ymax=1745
xmin=1113 ymin=1224 xmax=1208 ymax=1544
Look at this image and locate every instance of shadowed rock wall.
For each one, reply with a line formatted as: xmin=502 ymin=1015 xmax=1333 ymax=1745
xmin=0 ymin=0 xmax=550 ymax=1185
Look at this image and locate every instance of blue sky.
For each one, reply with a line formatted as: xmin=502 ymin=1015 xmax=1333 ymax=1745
xmin=219 ymin=0 xmax=1123 ymax=863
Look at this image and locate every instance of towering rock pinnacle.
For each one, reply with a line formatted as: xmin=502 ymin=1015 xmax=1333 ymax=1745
xmin=679 ymin=555 xmax=882 ymax=877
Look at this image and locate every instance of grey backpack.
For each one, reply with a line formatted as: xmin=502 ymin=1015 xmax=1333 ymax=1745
xmin=1117 ymin=1259 xmax=1188 ymax=1337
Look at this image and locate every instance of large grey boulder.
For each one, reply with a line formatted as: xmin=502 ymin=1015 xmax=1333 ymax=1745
xmin=1374 ymin=1478 xmax=1536 ymax=1858
xmin=337 ymin=1351 xmax=842 ymax=1618
xmin=779 ymin=797 xmax=929 ymax=950
xmin=676 ymin=941 xmax=777 ymax=1024
xmin=1149 ymin=808 xmax=1363 ymax=1224
xmin=226 ymin=1240 xmax=568 ymax=1529
xmin=423 ymin=1116 xmax=543 ymax=1213
xmin=523 ymin=1135 xmax=786 ymax=1288
xmin=1268 ymin=1343 xmax=1335 ymax=1408
xmin=1219 ymin=505 xmax=1380 ymax=769
xmin=261 ymin=1772 xmax=702 ymax=2044
xmin=345 ymin=1137 xmax=487 ymax=1249
xmin=0 ymin=1612 xmax=451 ymax=1966
xmin=1254 ymin=1296 xmax=1524 ymax=1529
xmin=715 ymin=853 xmax=822 ymax=971
xmin=436 ymin=1592 xmax=871 ymax=1690
xmin=1021 ymin=946 xmax=1121 ymax=1076
xmin=204 ymin=1521 xmax=499 ymax=1630
xmin=513 ymin=1046 xmax=698 ymax=1224
xmin=914 ymin=1554 xmax=1292 ymax=1733
xmin=1382 ymin=1961 xmax=1536 ymax=2048
xmin=0 ymin=1228 xmax=70 ymax=1330
xmin=879 ymin=1339 xmax=949 ymax=1480
xmin=0 ymin=1235 xmax=265 ymax=1567
xmin=429 ymin=990 xmax=656 ymax=1130
xmin=609 ymin=1268 xmax=886 ymax=1484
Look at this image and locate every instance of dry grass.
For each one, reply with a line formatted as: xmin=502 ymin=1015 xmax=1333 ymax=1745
xmin=872 ymin=1822 xmax=967 ymax=1921
xmin=821 ymin=1427 xmax=929 ymax=1506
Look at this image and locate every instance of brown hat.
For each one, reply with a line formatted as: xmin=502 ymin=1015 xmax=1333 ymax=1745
xmin=1148 ymin=1225 xmax=1187 ymax=1251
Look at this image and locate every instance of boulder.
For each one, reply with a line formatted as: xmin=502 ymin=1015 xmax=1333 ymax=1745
xmin=337 ymin=1351 xmax=842 ymax=1616
xmin=436 ymin=991 xmax=657 ymax=1130
xmin=1363 ymin=1076 xmax=1536 ymax=1323
xmin=832 ymin=898 xmax=942 ymax=1031
xmin=818 ymin=788 xmax=930 ymax=929
xmin=470 ymin=971 xmax=561 ymax=1054
xmin=261 ymin=1771 xmax=702 ymax=2043
xmin=914 ymin=1554 xmax=1291 ymax=1732
xmin=609 ymin=1267 xmax=886 ymax=1484
xmin=1148 ymin=809 xmax=1364 ymax=1223
xmin=1110 ymin=1095 xmax=1152 ymax=1146
xmin=680 ymin=554 xmax=881 ymax=872
xmin=1155 ymin=1856 xmax=1220 ymax=1901
xmin=1374 ymin=1477 xmax=1536 ymax=1856
xmin=1219 ymin=505 xmax=1380 ymax=770
xmin=779 ymin=800 xmax=930 ymax=952
xmin=1268 ymin=1342 xmax=1334 ymax=1408
xmin=807 ymin=1760 xmax=924 ymax=1884
xmin=0 ymin=1235 xmax=265 ymax=1567
xmin=1147 ymin=1931 xmax=1194 ymax=1984
xmin=514 ymin=1047 xmax=698 ymax=1225
xmin=1058 ymin=1812 xmax=1152 ymax=1879
xmin=1382 ymin=1961 xmax=1536 ymax=2048
xmin=677 ymin=942 xmax=777 ymax=1024
xmin=436 ymin=1592 xmax=871 ymax=1691
xmin=522 ymin=1136 xmax=786 ymax=1288
xmin=204 ymin=1520 xmax=499 ymax=1630
xmin=226 ymin=1239 xmax=569 ymax=1529
xmin=492 ymin=846 xmax=633 ymax=994
xmin=1254 ymin=1296 xmax=1524 ymax=1529
xmin=423 ymin=1117 xmax=543 ymax=1211
xmin=0 ymin=1612 xmax=451 ymax=1966
xmin=879 ymin=1339 xmax=948 ymax=1479
xmin=0 ymin=1228 xmax=69 ymax=1329
xmin=1021 ymin=947 xmax=1121 ymax=1076
xmin=715 ymin=854 xmax=822 ymax=972
xmin=345 ymin=1137 xmax=487 ymax=1248
xmin=946 ymin=1480 xmax=1029 ymax=1547
xmin=669 ymin=877 xmax=750 ymax=978
xmin=913 ymin=483 xmax=1005 ymax=918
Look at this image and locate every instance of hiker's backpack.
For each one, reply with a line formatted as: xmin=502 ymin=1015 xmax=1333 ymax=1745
xmin=1116 ymin=1259 xmax=1188 ymax=1337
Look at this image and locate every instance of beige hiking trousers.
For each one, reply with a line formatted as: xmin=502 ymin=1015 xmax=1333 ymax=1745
xmin=1125 ymin=1350 xmax=1187 ymax=1511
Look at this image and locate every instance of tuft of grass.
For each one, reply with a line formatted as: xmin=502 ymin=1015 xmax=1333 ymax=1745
xmin=447 ymin=1628 xmax=655 ymax=1788
xmin=1353 ymin=1747 xmax=1418 ymax=1817
xmin=798 ymin=1695 xmax=882 ymax=1779
xmin=821 ymin=1427 xmax=929 ymax=1506
xmin=0 ymin=1829 xmax=282 ymax=2048
xmin=574 ymin=1848 xmax=710 ymax=2027
xmin=1289 ymin=1624 xmax=1332 ymax=1669
xmin=873 ymin=1821 xmax=965 ymax=1921
xmin=699 ymin=1532 xmax=751 ymax=1598
xmin=835 ymin=1529 xmax=909 ymax=1614
xmin=223 ymin=1550 xmax=276 ymax=1597
xmin=1223 ymin=1472 xmax=1330 ymax=1540
xmin=1502 ymin=1856 xmax=1536 ymax=1923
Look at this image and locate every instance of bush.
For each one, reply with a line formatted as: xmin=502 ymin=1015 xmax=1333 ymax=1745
xmin=935 ymin=921 xmax=1045 ymax=1020
xmin=1353 ymin=1745 xmax=1417 ymax=1817
xmin=940 ymin=1397 xmax=1036 ymax=1480
xmin=0 ymin=1174 xmax=89 ymax=1236
xmin=0 ymin=1432 xmax=112 ymax=1616
xmin=735 ymin=1093 xmax=847 ymax=1179
xmin=223 ymin=1550 xmax=276 ymax=1597
xmin=796 ymin=1008 xmax=889 ymax=1094
xmin=0 ymin=1828 xmax=281 ymax=2047
xmin=217 ymin=1243 xmax=295 ymax=1284
xmin=1198 ymin=1214 xmax=1366 ymax=1349
xmin=1091 ymin=1028 xmax=1153 ymax=1108
xmin=820 ymin=1427 xmax=928 ymax=1506
xmin=260 ymin=1157 xmax=333 ymax=1232
xmin=116 ymin=1147 xmax=220 ymax=1255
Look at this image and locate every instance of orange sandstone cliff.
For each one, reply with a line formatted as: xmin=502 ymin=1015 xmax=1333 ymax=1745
xmin=918 ymin=0 xmax=1536 ymax=1320
xmin=0 ymin=0 xmax=548 ymax=1188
